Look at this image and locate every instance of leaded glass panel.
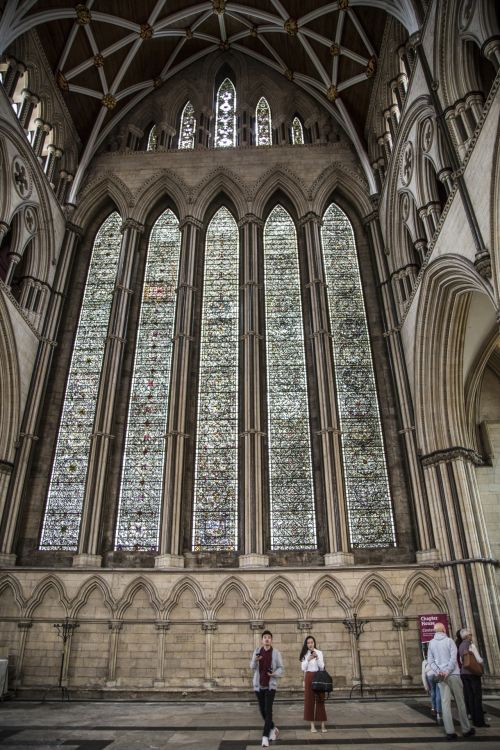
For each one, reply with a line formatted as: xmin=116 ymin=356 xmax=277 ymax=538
xmin=179 ymin=101 xmax=196 ymax=149
xmin=40 ymin=212 xmax=122 ymax=550
xmin=114 ymin=210 xmax=181 ymax=551
xmin=215 ymin=78 xmax=237 ymax=148
xmin=147 ymin=125 xmax=158 ymax=151
xmin=322 ymin=203 xmax=396 ymax=548
xmin=291 ymin=116 xmax=304 ymax=145
xmin=256 ymin=96 xmax=272 ymax=146
xmin=264 ymin=205 xmax=316 ymax=550
xmin=192 ymin=207 xmax=239 ymax=550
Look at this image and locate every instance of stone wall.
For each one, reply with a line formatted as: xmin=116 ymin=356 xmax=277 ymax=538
xmin=0 ymin=565 xmax=459 ymax=695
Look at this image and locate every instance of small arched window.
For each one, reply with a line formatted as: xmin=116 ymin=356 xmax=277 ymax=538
xmin=179 ymin=101 xmax=196 ymax=149
xmin=256 ymin=96 xmax=272 ymax=146
xmin=291 ymin=116 xmax=304 ymax=145
xmin=147 ymin=124 xmax=158 ymax=151
xmin=215 ymin=77 xmax=237 ymax=148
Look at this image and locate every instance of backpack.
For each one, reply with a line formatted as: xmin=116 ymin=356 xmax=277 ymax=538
xmin=311 ymin=668 xmax=333 ymax=697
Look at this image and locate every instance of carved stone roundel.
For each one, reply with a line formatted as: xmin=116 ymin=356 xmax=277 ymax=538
xmin=24 ymin=206 xmax=37 ymax=233
xmin=12 ymin=156 xmax=33 ymax=199
xmin=401 ymin=141 xmax=413 ymax=187
xmin=401 ymin=192 xmax=410 ymax=222
xmin=459 ymin=0 xmax=474 ymax=32
xmin=422 ymin=118 xmax=433 ymax=153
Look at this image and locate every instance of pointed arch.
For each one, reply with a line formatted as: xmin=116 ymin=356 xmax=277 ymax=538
xmin=251 ymin=166 xmax=308 ymax=219
xmin=215 ymin=77 xmax=237 ymax=148
xmin=211 ymin=576 xmax=257 ymax=619
xmin=291 ymin=115 xmax=304 ymax=145
xmin=26 ymin=575 xmax=70 ymax=617
xmin=0 ymin=293 xmax=21 ymax=464
xmin=305 ymin=575 xmax=351 ymax=619
xmin=256 ymin=96 xmax=272 ymax=146
xmin=192 ymin=167 xmax=248 ymax=221
xmin=146 ymin=124 xmax=158 ymax=152
xmin=70 ymin=575 xmax=115 ymax=618
xmin=258 ymin=576 xmax=304 ymax=619
xmin=353 ymin=572 xmax=400 ymax=616
xmin=116 ymin=576 xmax=162 ymax=619
xmin=178 ymin=100 xmax=196 ymax=150
xmin=400 ymin=571 xmax=448 ymax=613
xmin=164 ymin=577 xmax=209 ymax=619
xmin=73 ymin=173 xmax=131 ymax=227
xmin=133 ymin=170 xmax=188 ymax=223
xmin=0 ymin=574 xmax=26 ymax=612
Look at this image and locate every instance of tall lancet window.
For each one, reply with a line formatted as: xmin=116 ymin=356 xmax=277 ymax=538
xmin=291 ymin=116 xmax=304 ymax=144
xmin=321 ymin=203 xmax=395 ymax=547
xmin=256 ymin=96 xmax=272 ymax=145
xmin=40 ymin=212 xmax=122 ymax=550
xmin=215 ymin=77 xmax=237 ymax=148
xmin=179 ymin=101 xmax=196 ymax=149
xmin=193 ymin=207 xmax=239 ymax=550
xmin=147 ymin=125 xmax=158 ymax=151
xmin=264 ymin=205 xmax=316 ymax=550
xmin=115 ymin=210 xmax=181 ymax=551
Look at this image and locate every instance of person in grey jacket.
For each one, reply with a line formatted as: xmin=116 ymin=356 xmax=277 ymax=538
xmin=427 ymin=623 xmax=475 ymax=741
xmin=250 ymin=630 xmax=284 ymax=747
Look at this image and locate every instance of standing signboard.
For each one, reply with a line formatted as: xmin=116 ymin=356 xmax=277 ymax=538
xmin=419 ymin=613 xmax=449 ymax=643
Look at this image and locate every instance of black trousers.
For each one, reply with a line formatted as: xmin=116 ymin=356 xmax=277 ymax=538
xmin=255 ymin=689 xmax=276 ymax=738
xmin=461 ymin=674 xmax=485 ymax=726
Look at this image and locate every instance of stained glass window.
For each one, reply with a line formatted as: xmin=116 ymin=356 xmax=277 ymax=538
xmin=264 ymin=205 xmax=316 ymax=550
xmin=322 ymin=203 xmax=396 ymax=547
xmin=114 ymin=210 xmax=181 ymax=551
xmin=256 ymin=96 xmax=272 ymax=146
xmin=40 ymin=212 xmax=122 ymax=550
xmin=215 ymin=78 xmax=237 ymax=148
xmin=179 ymin=101 xmax=196 ymax=149
xmin=192 ymin=207 xmax=239 ymax=549
xmin=291 ymin=116 xmax=304 ymax=145
xmin=147 ymin=125 xmax=158 ymax=151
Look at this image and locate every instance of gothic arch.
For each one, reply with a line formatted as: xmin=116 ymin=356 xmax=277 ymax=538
xmin=400 ymin=571 xmax=448 ymax=613
xmin=353 ymin=572 xmax=400 ymax=615
xmin=305 ymin=575 xmax=351 ymax=619
xmin=310 ymin=164 xmax=372 ymax=219
xmin=70 ymin=575 xmax=115 ymax=618
xmin=25 ymin=574 xmax=70 ymax=617
xmin=116 ymin=577 xmax=162 ymax=619
xmin=132 ymin=170 xmax=189 ymax=224
xmin=164 ymin=577 xmax=209 ymax=620
xmin=191 ymin=168 xmax=248 ymax=221
xmin=464 ymin=329 xmax=499 ymax=454
xmin=0 ymin=573 xmax=26 ymax=611
xmin=210 ymin=576 xmax=256 ymax=620
xmin=257 ymin=576 xmax=304 ymax=620
xmin=251 ymin=166 xmax=308 ymax=219
xmin=73 ymin=173 xmax=132 ymax=227
xmin=414 ymin=255 xmax=496 ymax=454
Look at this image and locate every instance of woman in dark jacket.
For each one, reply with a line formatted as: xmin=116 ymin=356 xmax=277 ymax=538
xmin=458 ymin=628 xmax=488 ymax=728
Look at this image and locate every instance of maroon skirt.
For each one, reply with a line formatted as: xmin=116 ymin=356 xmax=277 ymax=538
xmin=304 ymin=671 xmax=327 ymax=722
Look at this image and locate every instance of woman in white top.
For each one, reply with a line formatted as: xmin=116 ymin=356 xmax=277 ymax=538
xmin=300 ymin=636 xmax=327 ymax=733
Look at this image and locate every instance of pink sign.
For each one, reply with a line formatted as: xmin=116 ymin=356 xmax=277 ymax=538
xmin=419 ymin=613 xmax=449 ymax=642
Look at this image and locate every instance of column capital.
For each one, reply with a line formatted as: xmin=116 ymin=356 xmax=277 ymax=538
xmin=238 ymin=213 xmax=264 ymax=229
xmin=108 ymin=620 xmax=123 ymax=632
xmin=155 ymin=621 xmax=171 ymax=631
xmin=392 ymin=617 xmax=409 ymax=630
xmin=249 ymin=621 xmax=265 ymax=631
xmin=202 ymin=621 xmax=218 ymax=632
xmin=297 ymin=621 xmax=312 ymax=631
xmin=65 ymin=221 xmax=84 ymax=238
xmin=298 ymin=211 xmax=322 ymax=228
xmin=17 ymin=620 xmax=33 ymax=630
xmin=179 ymin=215 xmax=204 ymax=231
xmin=420 ymin=446 xmax=486 ymax=467
xmin=121 ymin=218 xmax=145 ymax=235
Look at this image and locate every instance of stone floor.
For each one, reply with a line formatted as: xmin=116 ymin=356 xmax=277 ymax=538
xmin=0 ymin=696 xmax=499 ymax=749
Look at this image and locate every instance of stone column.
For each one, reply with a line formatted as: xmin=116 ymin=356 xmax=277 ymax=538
xmin=32 ymin=119 xmax=51 ymax=158
xmin=421 ymin=453 xmax=500 ymax=669
xmin=73 ymin=219 xmax=144 ymax=567
xmin=393 ymin=617 xmax=412 ymax=686
xmin=300 ymin=212 xmax=353 ymax=566
xmin=156 ymin=216 xmax=202 ymax=569
xmin=106 ymin=621 xmax=123 ymax=686
xmin=18 ymin=89 xmax=39 ymax=130
xmin=1 ymin=58 xmax=26 ymax=99
xmin=363 ymin=209 xmax=437 ymax=559
xmin=55 ymin=172 xmax=73 ymax=204
xmin=0 ymin=221 xmax=83 ymax=566
xmin=202 ymin=621 xmax=217 ymax=684
xmin=14 ymin=620 xmax=32 ymax=687
xmin=44 ymin=144 xmax=63 ymax=185
xmin=238 ymin=214 xmax=268 ymax=568
xmin=154 ymin=621 xmax=170 ymax=686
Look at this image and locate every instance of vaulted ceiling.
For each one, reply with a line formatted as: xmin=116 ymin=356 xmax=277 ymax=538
xmin=0 ymin=1 xmax=420 ymax=196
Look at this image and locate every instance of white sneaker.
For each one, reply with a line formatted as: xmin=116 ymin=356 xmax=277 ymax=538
xmin=262 ymin=737 xmax=269 ymax=747
xmin=269 ymin=726 xmax=279 ymax=741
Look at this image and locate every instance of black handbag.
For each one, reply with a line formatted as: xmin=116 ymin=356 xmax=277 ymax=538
xmin=311 ymin=668 xmax=333 ymax=696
